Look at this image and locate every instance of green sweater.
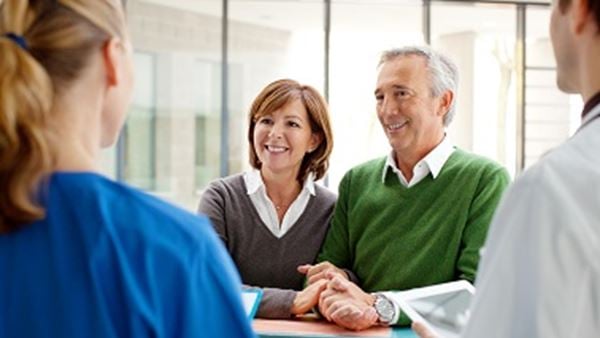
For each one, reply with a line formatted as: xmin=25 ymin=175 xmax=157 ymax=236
xmin=318 ymin=149 xmax=510 ymax=324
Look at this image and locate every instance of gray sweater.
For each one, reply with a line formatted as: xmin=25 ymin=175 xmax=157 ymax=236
xmin=197 ymin=173 xmax=337 ymax=318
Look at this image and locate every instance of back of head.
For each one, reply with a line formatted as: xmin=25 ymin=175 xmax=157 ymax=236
xmin=379 ymin=46 xmax=459 ymax=126
xmin=0 ymin=0 xmax=126 ymax=233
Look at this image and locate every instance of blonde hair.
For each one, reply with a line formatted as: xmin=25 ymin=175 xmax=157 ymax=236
xmin=0 ymin=0 xmax=127 ymax=233
xmin=247 ymin=79 xmax=334 ymax=184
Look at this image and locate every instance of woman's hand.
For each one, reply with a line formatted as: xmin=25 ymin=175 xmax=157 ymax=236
xmin=290 ymin=279 xmax=328 ymax=315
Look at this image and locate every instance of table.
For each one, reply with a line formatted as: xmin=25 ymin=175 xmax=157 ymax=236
xmin=254 ymin=318 xmax=417 ymax=338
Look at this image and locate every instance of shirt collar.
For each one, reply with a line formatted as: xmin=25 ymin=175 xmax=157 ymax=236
xmin=381 ymin=136 xmax=455 ymax=183
xmin=244 ymin=169 xmax=316 ymax=196
xmin=580 ymin=91 xmax=600 ymax=129
xmin=582 ymin=91 xmax=600 ymax=120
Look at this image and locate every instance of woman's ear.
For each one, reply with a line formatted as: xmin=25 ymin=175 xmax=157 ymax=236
xmin=308 ymin=132 xmax=323 ymax=153
xmin=102 ymin=37 xmax=124 ymax=87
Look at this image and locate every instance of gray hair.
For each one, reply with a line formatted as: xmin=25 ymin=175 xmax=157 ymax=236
xmin=378 ymin=46 xmax=459 ymax=126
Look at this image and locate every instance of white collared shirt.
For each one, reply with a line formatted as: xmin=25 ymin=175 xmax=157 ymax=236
xmin=462 ymin=103 xmax=600 ymax=338
xmin=243 ymin=169 xmax=316 ymax=238
xmin=381 ymin=136 xmax=455 ymax=187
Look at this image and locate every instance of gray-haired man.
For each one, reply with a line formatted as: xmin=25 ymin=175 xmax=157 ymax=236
xmin=298 ymin=46 xmax=510 ymax=330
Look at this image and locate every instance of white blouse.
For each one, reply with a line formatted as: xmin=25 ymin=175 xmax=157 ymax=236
xmin=243 ymin=169 xmax=316 ymax=238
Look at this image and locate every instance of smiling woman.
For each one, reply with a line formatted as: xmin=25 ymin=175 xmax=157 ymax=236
xmin=198 ymin=78 xmax=337 ymax=319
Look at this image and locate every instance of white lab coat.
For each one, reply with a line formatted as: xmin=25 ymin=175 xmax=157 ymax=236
xmin=462 ymin=103 xmax=600 ymax=338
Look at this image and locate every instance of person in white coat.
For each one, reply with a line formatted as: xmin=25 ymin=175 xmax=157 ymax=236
xmin=412 ymin=0 xmax=600 ymax=336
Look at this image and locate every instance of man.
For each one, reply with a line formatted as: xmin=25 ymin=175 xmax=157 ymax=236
xmin=298 ymin=46 xmax=510 ymax=330
xmin=412 ymin=0 xmax=600 ymax=336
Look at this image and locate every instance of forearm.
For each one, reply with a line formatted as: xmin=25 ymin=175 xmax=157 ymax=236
xmin=256 ymin=287 xmax=297 ymax=319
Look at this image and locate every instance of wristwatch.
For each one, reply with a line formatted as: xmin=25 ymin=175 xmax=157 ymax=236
xmin=373 ymin=293 xmax=396 ymax=325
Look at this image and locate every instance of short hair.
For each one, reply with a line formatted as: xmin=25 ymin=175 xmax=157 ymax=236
xmin=558 ymin=0 xmax=600 ymax=30
xmin=379 ymin=46 xmax=459 ymax=126
xmin=247 ymin=79 xmax=333 ymax=183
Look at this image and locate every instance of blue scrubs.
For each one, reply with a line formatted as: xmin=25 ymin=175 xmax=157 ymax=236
xmin=0 ymin=172 xmax=255 ymax=338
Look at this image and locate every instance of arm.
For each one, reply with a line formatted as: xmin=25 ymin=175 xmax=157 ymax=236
xmin=180 ymin=227 xmax=255 ymax=338
xmin=251 ymin=279 xmax=328 ymax=319
xmin=457 ymin=166 xmax=510 ymax=282
xmin=197 ymin=181 xmax=228 ymax=245
xmin=313 ymin=171 xmax=355 ymax=280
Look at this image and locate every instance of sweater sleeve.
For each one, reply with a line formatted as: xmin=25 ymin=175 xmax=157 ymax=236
xmin=457 ymin=165 xmax=510 ymax=282
xmin=197 ymin=181 xmax=228 ymax=245
xmin=251 ymin=286 xmax=297 ymax=319
xmin=317 ymin=170 xmax=354 ymax=271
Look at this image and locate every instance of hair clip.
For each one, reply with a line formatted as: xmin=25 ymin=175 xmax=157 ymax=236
xmin=4 ymin=33 xmax=29 ymax=50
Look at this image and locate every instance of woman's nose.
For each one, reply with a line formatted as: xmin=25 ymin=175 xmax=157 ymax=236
xmin=268 ymin=123 xmax=283 ymax=138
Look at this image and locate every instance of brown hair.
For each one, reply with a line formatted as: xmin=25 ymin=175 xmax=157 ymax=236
xmin=247 ymin=79 xmax=333 ymax=184
xmin=0 ymin=0 xmax=127 ymax=233
xmin=558 ymin=0 xmax=600 ymax=31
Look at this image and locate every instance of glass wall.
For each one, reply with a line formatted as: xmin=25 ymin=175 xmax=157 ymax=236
xmin=112 ymin=0 xmax=571 ymax=211
xmin=431 ymin=1 xmax=518 ymax=175
xmin=124 ymin=0 xmax=222 ymax=209
xmin=328 ymin=0 xmax=423 ymax=190
xmin=228 ymin=0 xmax=325 ymax=176
xmin=524 ymin=6 xmax=580 ymax=169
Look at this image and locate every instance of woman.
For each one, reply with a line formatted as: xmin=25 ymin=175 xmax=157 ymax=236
xmin=0 ymin=1 xmax=253 ymax=337
xmin=198 ymin=79 xmax=336 ymax=319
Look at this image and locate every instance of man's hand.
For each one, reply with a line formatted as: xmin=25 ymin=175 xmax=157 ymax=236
xmin=297 ymin=262 xmax=348 ymax=285
xmin=412 ymin=322 xmax=439 ymax=338
xmin=290 ymin=279 xmax=328 ymax=315
xmin=318 ymin=276 xmax=378 ymax=331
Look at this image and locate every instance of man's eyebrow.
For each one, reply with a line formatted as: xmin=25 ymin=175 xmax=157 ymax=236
xmin=374 ymin=85 xmax=411 ymax=96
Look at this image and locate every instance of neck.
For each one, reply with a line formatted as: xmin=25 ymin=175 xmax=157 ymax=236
xmin=261 ymin=168 xmax=302 ymax=206
xmin=578 ymin=29 xmax=600 ymax=103
xmin=394 ymin=132 xmax=445 ymax=181
xmin=50 ymin=85 xmax=104 ymax=172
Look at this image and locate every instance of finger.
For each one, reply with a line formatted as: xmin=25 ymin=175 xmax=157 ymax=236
xmin=305 ymin=262 xmax=330 ymax=279
xmin=322 ymin=299 xmax=346 ymax=323
xmin=308 ymin=270 xmax=330 ymax=285
xmin=330 ymin=304 xmax=362 ymax=330
xmin=297 ymin=264 xmax=312 ymax=274
xmin=412 ymin=322 xmax=438 ymax=338
xmin=305 ymin=279 xmax=329 ymax=306
xmin=361 ymin=306 xmax=379 ymax=326
xmin=328 ymin=275 xmax=350 ymax=292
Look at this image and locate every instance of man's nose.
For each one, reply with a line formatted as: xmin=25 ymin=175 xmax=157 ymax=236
xmin=380 ymin=97 xmax=399 ymax=117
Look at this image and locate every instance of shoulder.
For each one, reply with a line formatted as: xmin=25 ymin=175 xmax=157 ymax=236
xmin=341 ymin=157 xmax=387 ymax=182
xmin=446 ymin=148 xmax=509 ymax=180
xmin=64 ymin=173 xmax=220 ymax=256
xmin=314 ymin=184 xmax=337 ymax=206
xmin=204 ymin=173 xmax=246 ymax=193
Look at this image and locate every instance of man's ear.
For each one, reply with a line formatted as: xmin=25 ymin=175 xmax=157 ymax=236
xmin=437 ymin=90 xmax=454 ymax=118
xmin=102 ymin=38 xmax=123 ymax=87
xmin=570 ymin=0 xmax=590 ymax=34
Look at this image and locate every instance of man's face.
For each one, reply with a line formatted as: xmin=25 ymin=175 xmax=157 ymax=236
xmin=550 ymin=0 xmax=579 ymax=93
xmin=374 ymin=55 xmax=447 ymax=158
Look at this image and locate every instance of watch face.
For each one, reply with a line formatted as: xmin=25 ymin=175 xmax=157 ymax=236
xmin=375 ymin=296 xmax=395 ymax=323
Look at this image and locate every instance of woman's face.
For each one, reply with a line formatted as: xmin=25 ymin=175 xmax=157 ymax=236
xmin=253 ymin=99 xmax=321 ymax=178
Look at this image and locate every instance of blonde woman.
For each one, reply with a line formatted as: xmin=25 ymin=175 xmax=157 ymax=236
xmin=198 ymin=79 xmax=335 ymax=319
xmin=0 ymin=1 xmax=253 ymax=337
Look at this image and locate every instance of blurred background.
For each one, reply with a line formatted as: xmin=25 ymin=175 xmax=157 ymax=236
xmin=102 ymin=0 xmax=581 ymax=210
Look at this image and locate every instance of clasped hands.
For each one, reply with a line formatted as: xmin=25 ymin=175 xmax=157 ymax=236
xmin=291 ymin=262 xmax=379 ymax=331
